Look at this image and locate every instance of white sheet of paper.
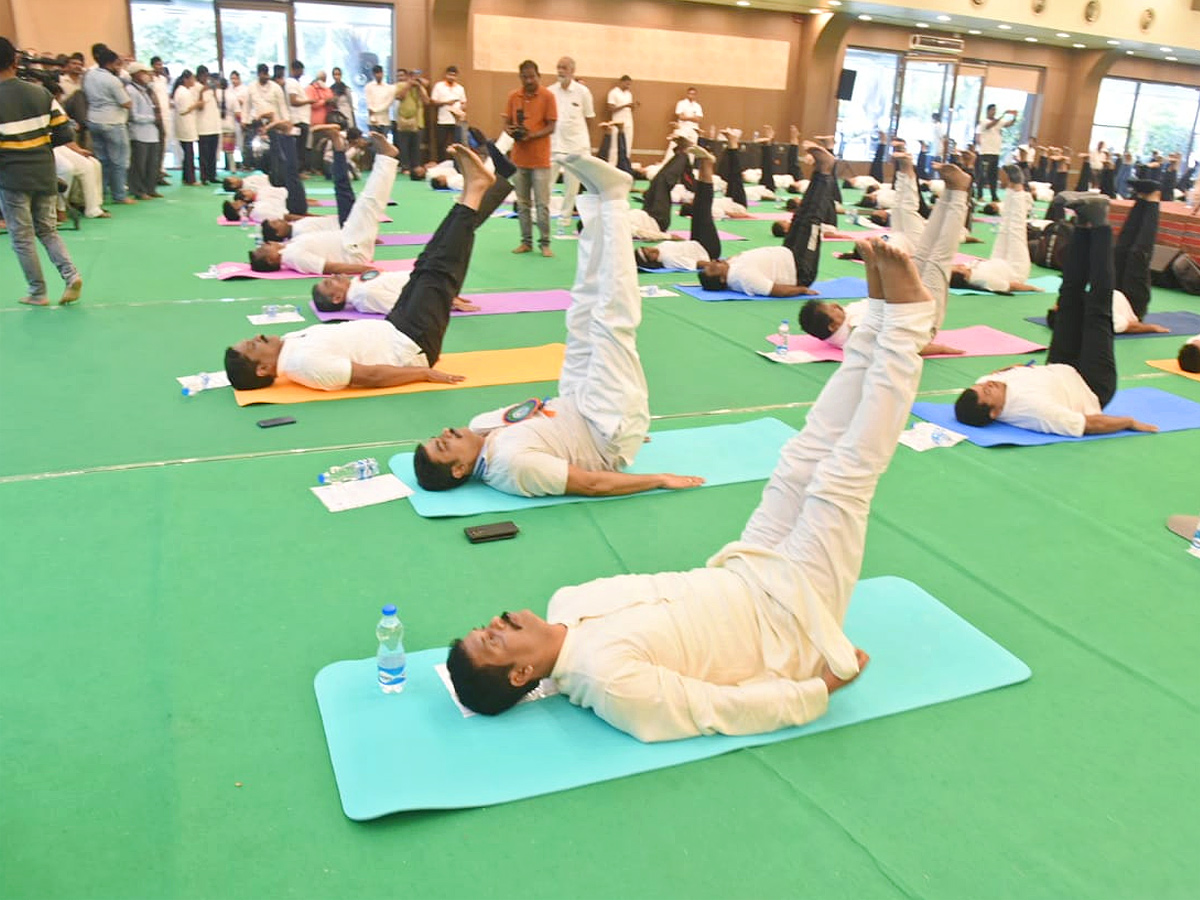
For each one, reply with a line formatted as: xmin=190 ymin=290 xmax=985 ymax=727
xmin=898 ymin=421 xmax=968 ymax=452
xmin=310 ymin=474 xmax=413 ymax=512
xmin=176 ymin=371 xmax=231 ymax=393
xmin=755 ymin=349 xmax=824 ymax=365
xmin=640 ymin=285 xmax=678 ymax=298
xmin=247 ymin=311 xmax=305 ymax=325
xmin=434 ymin=663 xmax=559 ymax=718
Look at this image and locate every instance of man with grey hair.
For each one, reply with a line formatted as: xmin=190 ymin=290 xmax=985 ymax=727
xmin=548 ymin=56 xmax=595 ymax=234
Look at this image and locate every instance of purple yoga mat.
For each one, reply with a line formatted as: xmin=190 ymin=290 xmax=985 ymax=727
xmin=216 ymin=213 xmax=394 ymax=226
xmin=311 ymin=199 xmax=398 ymax=208
xmin=667 ymin=229 xmax=747 ymax=242
xmin=309 ymin=288 xmax=574 ymax=321
xmin=377 ymin=233 xmax=433 ymax=246
xmin=210 ymin=257 xmax=416 ymax=281
xmin=765 ymin=325 xmax=1046 ymax=362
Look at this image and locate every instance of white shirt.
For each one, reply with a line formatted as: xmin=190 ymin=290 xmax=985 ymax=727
xmin=549 ymin=539 xmax=856 ymax=742
xmin=285 ymin=77 xmax=311 ymax=125
xmin=346 ymin=270 xmax=409 ymax=314
xmin=230 ymin=83 xmax=248 ymax=123
xmin=1112 ymin=290 xmax=1137 ymax=334
xmin=674 ymin=98 xmax=702 ymax=141
xmin=607 ymin=86 xmax=633 ymax=129
xmin=726 ymin=247 xmax=797 ymax=297
xmin=967 ymin=258 xmax=1014 ymax=293
xmin=430 ymin=80 xmax=466 ymax=126
xmin=247 ymin=184 xmax=289 ymax=222
xmin=710 ymin=197 xmax=748 ymax=221
xmin=549 ymin=79 xmax=594 ymax=154
xmin=280 ymin=230 xmax=356 ymax=275
xmin=173 ymin=85 xmax=198 ymax=142
xmin=276 ymin=321 xmax=425 ymax=390
xmin=480 ymin=399 xmax=610 ymax=497
xmin=365 ymin=80 xmax=395 ymax=125
xmin=59 ymin=74 xmax=83 ymax=100
xmin=826 ymin=299 xmax=868 ymax=348
xmin=985 ymin=364 xmax=1101 ymax=436
xmin=290 ymin=216 xmax=340 ymax=237
xmin=977 ymin=116 xmax=1004 ymax=155
xmin=194 ymin=84 xmax=221 ymax=136
xmin=657 ymin=240 xmax=710 ymax=270
xmin=245 ymin=79 xmax=289 ymax=123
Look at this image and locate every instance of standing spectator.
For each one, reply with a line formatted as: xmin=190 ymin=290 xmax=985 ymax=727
xmin=430 ymin=65 xmax=466 ymax=161
xmin=330 ymin=68 xmax=355 ymax=128
xmin=172 ymin=70 xmax=199 ymax=185
xmin=674 ymin=86 xmax=703 ymax=143
xmin=975 ymin=104 xmax=1016 ymax=202
xmin=59 ymin=53 xmax=85 ymax=100
xmin=605 ymin=74 xmax=636 ymax=170
xmin=244 ymin=63 xmax=288 ymax=169
xmin=149 ymin=56 xmax=173 ymax=182
xmin=394 ymin=69 xmax=429 ymax=173
xmin=218 ymin=77 xmax=237 ymax=173
xmin=285 ymin=60 xmax=314 ymax=171
xmin=125 ymin=62 xmax=160 ymax=199
xmin=83 ymin=47 xmax=133 ymax=204
xmin=228 ymin=70 xmax=247 ymax=169
xmin=364 ymin=65 xmax=393 ymax=135
xmin=306 ymin=71 xmax=334 ymax=170
xmin=194 ymin=66 xmax=221 ymax=185
xmin=548 ymin=56 xmax=594 ymax=231
xmin=503 ymin=59 xmax=557 ymax=258
xmin=0 ymin=37 xmax=83 ymax=306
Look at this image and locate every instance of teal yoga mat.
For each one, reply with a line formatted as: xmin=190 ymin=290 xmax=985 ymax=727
xmin=313 ymin=576 xmax=1031 ymax=817
xmin=948 ymin=274 xmax=1062 ymax=296
xmin=388 ymin=417 xmax=797 ymax=518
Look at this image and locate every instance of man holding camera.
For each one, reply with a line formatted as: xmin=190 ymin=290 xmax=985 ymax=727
xmin=0 ymin=38 xmax=83 ymax=306
xmin=503 ymin=59 xmax=557 ymax=258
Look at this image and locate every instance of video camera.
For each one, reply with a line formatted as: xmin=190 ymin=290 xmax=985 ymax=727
xmin=511 ymin=109 xmax=528 ymax=141
xmin=16 ymin=51 xmax=63 ymax=90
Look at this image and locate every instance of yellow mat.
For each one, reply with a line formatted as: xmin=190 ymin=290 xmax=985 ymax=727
xmin=1147 ymin=358 xmax=1200 ymax=382
xmin=233 ymin=343 xmax=565 ymax=406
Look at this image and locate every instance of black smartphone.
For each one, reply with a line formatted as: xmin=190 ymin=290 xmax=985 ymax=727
xmin=464 ymin=521 xmax=520 ymax=544
xmin=256 ymin=416 xmax=296 ymax=428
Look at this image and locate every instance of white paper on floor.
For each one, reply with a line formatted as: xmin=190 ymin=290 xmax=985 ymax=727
xmin=899 ymin=421 xmax=968 ymax=451
xmin=311 ymin=474 xmax=414 ymax=512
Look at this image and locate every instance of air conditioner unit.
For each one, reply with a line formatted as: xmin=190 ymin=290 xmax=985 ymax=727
xmin=909 ymin=34 xmax=965 ymax=54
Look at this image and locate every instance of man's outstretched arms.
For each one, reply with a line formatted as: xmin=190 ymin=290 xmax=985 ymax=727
xmin=563 ymin=465 xmax=705 ymax=497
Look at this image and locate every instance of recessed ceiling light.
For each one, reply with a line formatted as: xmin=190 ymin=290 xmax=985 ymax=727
xmin=1166 ymin=56 xmax=1178 ymax=61
xmin=1072 ymin=43 xmax=1085 ymax=48
xmin=968 ymin=29 xmax=982 ymax=35
xmin=827 ymin=1 xmax=841 ymax=6
xmin=1056 ymin=32 xmax=1070 ymax=38
xmin=1125 ymin=50 xmax=1134 ymax=55
xmin=735 ymin=0 xmax=750 ymax=6
xmin=809 ymin=7 xmax=822 ymax=12
xmin=936 ymin=15 xmax=951 ymax=22
xmin=915 ymin=22 xmax=929 ymax=29
xmin=1024 ymin=36 xmax=1038 ymax=42
xmin=858 ymin=13 xmax=872 ymax=20
xmin=997 ymin=24 xmax=1012 ymax=30
xmin=1107 ymin=39 xmax=1120 ymax=45
xmin=1160 ymin=47 xmax=1172 ymax=52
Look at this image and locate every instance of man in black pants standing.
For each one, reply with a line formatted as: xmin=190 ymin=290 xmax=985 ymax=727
xmin=954 ymin=195 xmax=1158 ymax=436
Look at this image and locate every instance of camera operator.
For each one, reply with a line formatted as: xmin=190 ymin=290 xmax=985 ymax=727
xmin=502 ymin=59 xmax=556 ymax=257
xmin=0 ymin=37 xmax=83 ymax=306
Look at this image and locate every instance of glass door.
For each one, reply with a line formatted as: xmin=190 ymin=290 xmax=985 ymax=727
xmin=946 ymin=64 xmax=986 ymax=155
xmin=216 ymin=3 xmax=291 ymax=83
xmin=294 ymin=1 xmax=394 ymax=129
xmin=896 ymin=58 xmax=952 ymax=154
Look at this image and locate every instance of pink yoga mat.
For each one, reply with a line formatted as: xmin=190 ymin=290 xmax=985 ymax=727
xmin=667 ymin=229 xmax=747 ymax=242
xmin=216 ymin=213 xmax=394 ymax=226
xmin=210 ymin=258 xmax=416 ymax=281
xmin=377 ymin=233 xmax=433 ymax=246
xmin=765 ymin=325 xmax=1046 ymax=361
xmin=748 ymin=212 xmax=793 ymax=222
xmin=309 ymin=288 xmax=574 ymax=321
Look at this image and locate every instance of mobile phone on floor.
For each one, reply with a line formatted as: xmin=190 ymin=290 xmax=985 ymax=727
xmin=464 ymin=521 xmax=519 ymax=544
xmin=256 ymin=416 xmax=296 ymax=428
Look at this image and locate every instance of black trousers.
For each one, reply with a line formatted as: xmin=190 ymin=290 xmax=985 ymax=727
xmin=267 ymin=131 xmax=308 ymax=216
xmin=198 ymin=133 xmax=219 ymax=183
xmin=435 ymin=124 xmax=455 ymax=162
xmin=718 ymin=145 xmax=747 ymax=208
xmin=1113 ymin=197 xmax=1158 ymax=321
xmin=179 ymin=140 xmax=196 ymax=184
xmin=598 ymin=130 xmax=632 ymax=175
xmin=1075 ymin=162 xmax=1093 ymax=192
xmin=386 ymin=203 xmax=476 ymax=365
xmin=395 ymin=129 xmax=420 ymax=170
xmin=761 ymin=144 xmax=776 ymax=190
xmin=688 ymin=180 xmax=721 ymax=260
xmin=294 ymin=124 xmax=311 ymax=171
xmin=977 ymin=154 xmax=1000 ymax=201
xmin=1098 ymin=167 xmax=1116 ymax=198
xmin=1048 ymin=225 xmax=1117 ymax=407
xmin=783 ymin=170 xmax=833 ymax=286
xmin=869 ymin=141 xmax=885 ymax=183
xmin=641 ymin=150 xmax=690 ymax=232
xmin=330 ymin=149 xmax=355 ymax=225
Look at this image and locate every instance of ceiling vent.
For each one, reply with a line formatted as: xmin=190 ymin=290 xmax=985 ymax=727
xmin=909 ymin=34 xmax=965 ymax=53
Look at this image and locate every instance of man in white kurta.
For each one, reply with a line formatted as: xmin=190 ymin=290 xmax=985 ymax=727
xmin=548 ymin=57 xmax=595 ymax=230
xmin=445 ymin=239 xmax=942 ymax=739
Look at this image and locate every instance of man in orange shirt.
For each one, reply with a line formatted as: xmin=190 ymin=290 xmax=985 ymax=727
xmin=503 ymin=59 xmax=557 ymax=257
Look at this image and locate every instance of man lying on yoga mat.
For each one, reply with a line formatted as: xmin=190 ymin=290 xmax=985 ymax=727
xmin=634 ymin=145 xmax=721 ymax=272
xmin=948 ymin=165 xmax=1044 ymax=294
xmin=696 ymin=141 xmax=836 ymax=297
xmin=254 ymin=125 xmax=363 ymax=240
xmin=954 ymin=195 xmax=1158 ymax=436
xmin=414 ymin=153 xmax=705 ymax=499
xmin=1178 ymin=336 xmax=1200 ymax=373
xmin=223 ymin=144 xmax=493 ymax=391
xmin=443 ymin=238 xmax=938 ymax=740
xmin=799 ymin=153 xmax=972 ymax=357
xmin=247 ymin=131 xmax=399 ymax=275
xmin=221 ymin=120 xmax=313 ymax=224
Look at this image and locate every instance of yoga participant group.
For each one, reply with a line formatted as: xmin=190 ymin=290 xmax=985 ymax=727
xmin=5 ymin=37 xmax=1199 ymax=749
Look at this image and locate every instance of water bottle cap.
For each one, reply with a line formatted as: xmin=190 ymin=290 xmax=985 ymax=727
xmin=317 ymin=473 xmax=330 ymax=485
xmin=381 ymin=604 xmax=397 ymax=616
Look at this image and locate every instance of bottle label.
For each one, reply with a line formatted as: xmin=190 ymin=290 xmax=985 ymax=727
xmin=378 ymin=663 xmax=407 ymax=686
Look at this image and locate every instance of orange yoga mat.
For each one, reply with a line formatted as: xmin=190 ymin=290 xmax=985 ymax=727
xmin=1146 ymin=358 xmax=1200 ymax=382
xmin=233 ymin=343 xmax=565 ymax=406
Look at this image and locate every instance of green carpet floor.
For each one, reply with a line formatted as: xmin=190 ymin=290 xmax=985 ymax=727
xmin=2 ymin=170 xmax=1198 ymax=900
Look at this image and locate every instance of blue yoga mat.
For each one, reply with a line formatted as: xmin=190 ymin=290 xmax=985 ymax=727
xmin=388 ymin=417 xmax=796 ymax=518
xmin=912 ymin=387 xmax=1200 ymax=447
xmin=313 ymin=576 xmax=1031 ymax=817
xmin=674 ymin=275 xmax=869 ymax=302
xmin=949 ymin=274 xmax=1063 ymax=296
xmin=1024 ymin=310 xmax=1200 ymax=338
xmin=639 ymin=264 xmax=695 ymax=274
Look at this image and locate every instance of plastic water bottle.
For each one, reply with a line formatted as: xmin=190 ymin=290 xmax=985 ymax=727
xmin=376 ymin=604 xmax=407 ymax=694
xmin=182 ymin=373 xmax=213 ymax=397
xmin=1190 ymin=519 xmax=1200 ymax=559
xmin=262 ymin=303 xmax=296 ymax=319
xmin=317 ymin=457 xmax=380 ymax=485
xmin=775 ymin=320 xmax=790 ymax=358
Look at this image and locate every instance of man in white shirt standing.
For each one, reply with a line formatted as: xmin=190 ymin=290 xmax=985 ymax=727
xmin=441 ymin=240 xmax=945 ymax=740
xmin=285 ymin=59 xmax=315 ymax=173
xmin=149 ymin=56 xmax=173 ymax=182
xmin=429 ymin=65 xmax=467 ymax=162
xmin=673 ymin=86 xmax=703 ymax=143
xmin=548 ymin=56 xmax=595 ymax=232
xmin=955 ymin=195 xmax=1158 ymax=436
xmin=975 ymin=104 xmax=1017 ymax=203
xmin=364 ymin=65 xmax=394 ymax=136
xmin=604 ymin=74 xmax=636 ymax=172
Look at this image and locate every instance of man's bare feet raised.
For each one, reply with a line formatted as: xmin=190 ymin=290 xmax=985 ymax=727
xmin=892 ymin=150 xmax=914 ymax=177
xmin=936 ymin=163 xmax=973 ymax=194
xmin=313 ymin=123 xmax=346 ymax=152
xmin=448 ymin=143 xmax=495 ymax=210
xmin=368 ymin=131 xmax=400 ymax=158
xmin=813 ymin=133 xmax=836 ymax=151
xmin=688 ymin=144 xmax=715 ymax=162
xmin=873 ymin=240 xmax=934 ymax=305
xmin=803 ymin=141 xmax=835 ymax=174
xmin=720 ymin=127 xmax=742 ymax=149
xmin=857 ymin=238 xmax=883 ymax=299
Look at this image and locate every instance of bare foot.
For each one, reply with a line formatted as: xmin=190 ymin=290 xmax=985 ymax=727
xmin=873 ymin=240 xmax=934 ymax=304
xmin=452 ymin=296 xmax=481 ymax=312
xmin=720 ymin=127 xmax=741 ymax=149
xmin=957 ymin=148 xmax=977 ymax=172
xmin=803 ymin=142 xmax=835 ymax=174
xmin=813 ymin=133 xmax=836 ymax=151
xmin=760 ymin=125 xmax=775 ymax=142
xmin=920 ymin=342 xmax=965 ymax=356
xmin=448 ymin=143 xmax=496 ymax=210
xmin=368 ymin=131 xmax=399 ymax=158
xmin=892 ymin=151 xmax=914 ymax=176
xmin=857 ymin=238 xmax=883 ymax=299
xmin=688 ymin=144 xmax=715 ymax=162
xmin=268 ymin=119 xmax=293 ymax=132
xmin=18 ymin=296 xmax=49 ymax=306
xmin=937 ymin=163 xmax=973 ymax=193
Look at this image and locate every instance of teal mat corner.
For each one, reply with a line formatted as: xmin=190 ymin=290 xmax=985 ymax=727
xmin=313 ymin=576 xmax=1031 ymax=818
xmin=388 ymin=416 xmax=798 ymax=517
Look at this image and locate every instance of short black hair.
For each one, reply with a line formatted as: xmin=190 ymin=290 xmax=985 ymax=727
xmin=634 ymin=247 xmax=660 ymax=269
xmin=257 ymin=63 xmax=269 ymax=76
xmin=785 ymin=197 xmax=801 ymax=211
xmin=445 ymin=639 xmax=537 ymax=716
xmin=224 ymin=346 xmax=274 ymax=390
xmin=799 ymin=299 xmax=834 ymax=339
xmin=446 ymin=65 xmax=458 ymax=74
xmin=273 ymin=64 xmax=286 ymax=78
xmin=372 ymin=65 xmax=383 ymax=74
xmin=291 ymin=59 xmax=304 ymax=70
xmin=412 ymin=443 xmax=471 ymax=491
xmin=771 ymin=221 xmax=787 ymax=238
xmin=311 ymin=281 xmax=343 ymax=312
xmin=949 ymin=270 xmax=969 ymax=289
xmin=261 ymin=219 xmax=286 ymax=242
xmin=410 ymin=165 xmax=427 ymax=181
xmin=97 ymin=48 xmax=119 ymax=68
xmin=698 ymin=269 xmax=725 ymax=292
xmin=0 ymin=38 xmax=15 ymax=72
xmin=431 ymin=174 xmax=447 ymax=190
xmin=954 ymin=388 xmax=993 ymax=427
xmin=150 ymin=55 xmax=162 ymax=65
xmin=221 ymin=176 xmax=239 ymax=191
xmin=1179 ymin=342 xmax=1200 ymax=373
xmin=222 ymin=200 xmax=240 ymax=222
xmin=518 ymin=59 xmax=538 ymax=74
xmin=248 ymin=246 xmax=279 ymax=272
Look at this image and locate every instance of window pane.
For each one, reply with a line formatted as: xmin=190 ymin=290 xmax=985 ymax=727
xmin=1089 ymin=124 xmax=1129 ymax=155
xmin=897 ymin=60 xmax=950 ymax=151
xmin=1127 ymin=81 xmax=1200 ymax=161
xmin=947 ymin=72 xmax=982 ymax=151
xmin=131 ymin=0 xmax=218 ymax=75
xmin=980 ymin=86 xmax=1035 ymax=159
xmin=295 ymin=1 xmax=394 ymax=130
xmin=218 ymin=7 xmax=289 ymax=84
xmin=836 ymin=49 xmax=898 ymax=160
xmin=1093 ymin=78 xmax=1137 ymax=128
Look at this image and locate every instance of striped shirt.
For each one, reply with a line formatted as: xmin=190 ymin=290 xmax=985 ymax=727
xmin=0 ymin=77 xmax=76 ymax=192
